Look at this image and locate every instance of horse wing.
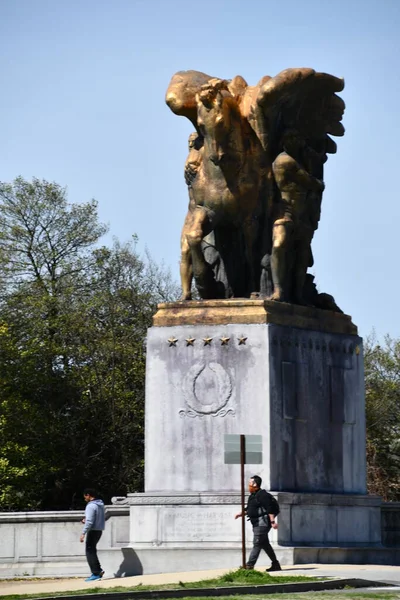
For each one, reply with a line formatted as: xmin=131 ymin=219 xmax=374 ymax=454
xmin=255 ymin=67 xmax=345 ymax=162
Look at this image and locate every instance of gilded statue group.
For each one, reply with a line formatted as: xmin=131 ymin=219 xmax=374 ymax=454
xmin=166 ymin=68 xmax=345 ymax=310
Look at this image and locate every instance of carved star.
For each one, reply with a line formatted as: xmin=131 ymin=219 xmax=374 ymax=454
xmin=167 ymin=337 xmax=178 ymax=347
xmin=220 ymin=336 xmax=230 ymax=345
xmin=203 ymin=337 xmax=213 ymax=346
xmin=186 ymin=337 xmax=196 ymax=346
xmin=238 ymin=336 xmax=247 ymax=345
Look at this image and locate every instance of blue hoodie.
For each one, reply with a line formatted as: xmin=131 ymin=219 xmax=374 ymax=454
xmin=82 ymin=499 xmax=105 ymax=534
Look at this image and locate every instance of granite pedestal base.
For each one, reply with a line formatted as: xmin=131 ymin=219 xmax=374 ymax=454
xmin=119 ymin=301 xmax=382 ymax=573
xmin=99 ymin=544 xmax=400 ymax=577
xmin=118 ymin=491 xmax=382 ymax=574
xmin=145 ymin=309 xmax=365 ymax=495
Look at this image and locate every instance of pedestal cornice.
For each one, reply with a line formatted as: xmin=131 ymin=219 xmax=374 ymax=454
xmin=153 ymin=299 xmax=357 ymax=335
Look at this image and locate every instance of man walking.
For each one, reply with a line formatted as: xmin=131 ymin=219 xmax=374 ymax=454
xmin=80 ymin=488 xmax=105 ymax=581
xmin=235 ymin=475 xmax=281 ymax=571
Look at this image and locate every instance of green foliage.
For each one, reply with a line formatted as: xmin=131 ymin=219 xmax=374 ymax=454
xmin=0 ymin=176 xmax=107 ymax=292
xmin=365 ymin=333 xmax=400 ymax=500
xmin=0 ymin=177 xmax=179 ymax=510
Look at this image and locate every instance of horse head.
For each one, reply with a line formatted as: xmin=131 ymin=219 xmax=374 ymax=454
xmin=196 ymin=79 xmax=238 ymax=166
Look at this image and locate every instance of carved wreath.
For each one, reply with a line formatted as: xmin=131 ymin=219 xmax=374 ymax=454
xmin=180 ymin=361 xmax=234 ymax=418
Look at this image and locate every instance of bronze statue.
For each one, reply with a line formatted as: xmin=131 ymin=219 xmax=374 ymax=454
xmin=270 ymin=130 xmax=325 ymax=304
xmin=166 ymin=68 xmax=345 ymax=308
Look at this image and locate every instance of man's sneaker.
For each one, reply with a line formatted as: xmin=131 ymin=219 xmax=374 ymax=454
xmin=85 ymin=574 xmax=102 ymax=582
xmin=99 ymin=570 xmax=105 ymax=578
xmin=245 ymin=565 xmax=254 ymax=570
xmin=266 ymin=561 xmax=282 ymax=572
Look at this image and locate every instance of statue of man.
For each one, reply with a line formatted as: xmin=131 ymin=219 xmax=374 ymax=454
xmin=179 ymin=132 xmax=203 ymax=300
xmin=270 ymin=130 xmax=325 ymax=304
xmin=179 ymin=132 xmax=228 ymax=300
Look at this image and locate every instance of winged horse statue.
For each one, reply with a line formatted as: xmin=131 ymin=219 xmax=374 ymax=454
xmin=166 ymin=68 xmax=345 ymax=309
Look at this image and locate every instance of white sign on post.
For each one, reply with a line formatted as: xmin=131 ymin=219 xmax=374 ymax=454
xmin=224 ymin=434 xmax=263 ymax=464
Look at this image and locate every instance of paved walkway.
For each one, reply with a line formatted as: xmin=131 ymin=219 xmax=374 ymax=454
xmin=0 ymin=564 xmax=400 ymax=597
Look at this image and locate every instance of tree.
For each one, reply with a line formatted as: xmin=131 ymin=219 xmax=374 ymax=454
xmin=44 ymin=239 xmax=179 ymax=508
xmin=365 ymin=333 xmax=400 ymax=500
xmin=0 ymin=177 xmax=179 ymax=510
xmin=0 ymin=177 xmax=107 ymax=290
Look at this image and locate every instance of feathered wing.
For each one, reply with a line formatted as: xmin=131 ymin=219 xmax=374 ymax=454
xmin=255 ymin=67 xmax=345 ymax=165
xmin=254 ymin=67 xmax=345 ymax=237
xmin=166 ymin=68 xmax=345 ymax=162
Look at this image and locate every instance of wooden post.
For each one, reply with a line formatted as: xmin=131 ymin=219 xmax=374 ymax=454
xmin=240 ymin=434 xmax=246 ymax=568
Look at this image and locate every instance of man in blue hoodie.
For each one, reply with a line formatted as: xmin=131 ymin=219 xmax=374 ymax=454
xmin=80 ymin=488 xmax=106 ymax=581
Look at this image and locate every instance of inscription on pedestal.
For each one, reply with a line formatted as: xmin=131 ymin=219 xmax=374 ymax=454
xmin=162 ymin=508 xmax=239 ymax=541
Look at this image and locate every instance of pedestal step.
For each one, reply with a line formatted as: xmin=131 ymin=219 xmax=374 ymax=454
xmin=98 ymin=545 xmax=400 ymax=577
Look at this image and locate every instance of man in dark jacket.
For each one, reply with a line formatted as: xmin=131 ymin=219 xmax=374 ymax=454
xmin=235 ymin=475 xmax=281 ymax=571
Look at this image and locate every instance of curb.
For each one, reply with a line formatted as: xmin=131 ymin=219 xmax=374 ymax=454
xmin=38 ymin=578 xmax=398 ymax=600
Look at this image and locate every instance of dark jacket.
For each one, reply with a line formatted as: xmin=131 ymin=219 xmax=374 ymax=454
xmin=246 ymin=489 xmax=275 ymax=527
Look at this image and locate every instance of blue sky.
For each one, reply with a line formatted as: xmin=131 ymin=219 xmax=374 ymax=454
xmin=1 ymin=0 xmax=399 ymax=339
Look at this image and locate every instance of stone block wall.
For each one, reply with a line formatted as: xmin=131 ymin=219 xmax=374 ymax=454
xmin=381 ymin=502 xmax=400 ymax=546
xmin=0 ymin=503 xmax=399 ymax=576
xmin=0 ymin=506 xmax=129 ymax=577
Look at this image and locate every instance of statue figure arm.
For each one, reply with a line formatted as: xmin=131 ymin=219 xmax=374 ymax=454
xmin=292 ymin=166 xmax=324 ymax=193
xmin=273 ymin=153 xmax=324 ymax=194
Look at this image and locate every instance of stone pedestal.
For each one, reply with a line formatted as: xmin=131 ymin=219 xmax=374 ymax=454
xmin=122 ymin=300 xmax=382 ymax=574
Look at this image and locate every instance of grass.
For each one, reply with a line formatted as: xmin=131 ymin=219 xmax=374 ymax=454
xmin=0 ymin=568 xmax=322 ymax=599
xmin=155 ymin=595 xmax=400 ymax=600
xmin=0 ymin=569 xmax=396 ymax=600
xmin=1 ymin=591 xmax=399 ymax=600
xmin=136 ymin=595 xmax=400 ymax=600
xmin=154 ymin=567 xmax=320 ymax=587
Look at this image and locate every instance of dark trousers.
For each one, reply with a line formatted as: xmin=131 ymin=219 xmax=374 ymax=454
xmin=247 ymin=526 xmax=277 ymax=567
xmin=86 ymin=530 xmax=103 ymax=575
